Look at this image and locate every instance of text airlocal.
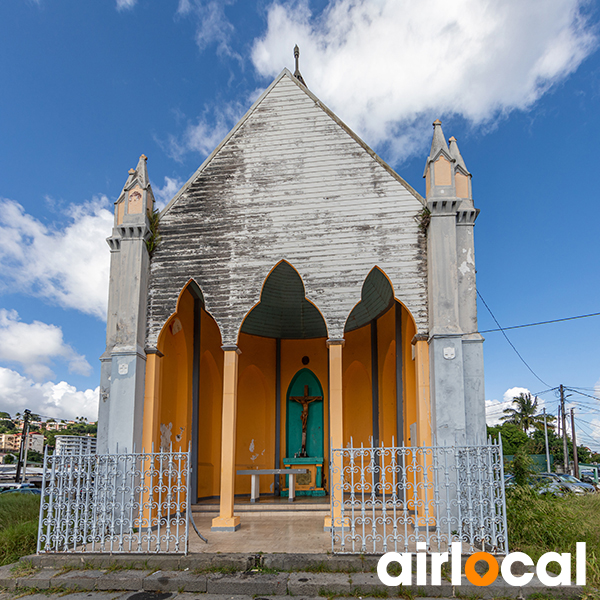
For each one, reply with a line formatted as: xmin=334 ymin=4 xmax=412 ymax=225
xmin=377 ymin=542 xmax=586 ymax=587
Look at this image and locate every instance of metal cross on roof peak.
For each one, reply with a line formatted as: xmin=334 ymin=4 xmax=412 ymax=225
xmin=293 ymin=45 xmax=307 ymax=87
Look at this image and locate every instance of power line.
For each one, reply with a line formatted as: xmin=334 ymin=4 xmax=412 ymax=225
xmin=477 ymin=290 xmax=551 ymax=388
xmin=564 ymin=387 xmax=600 ymax=402
xmin=479 ymin=311 xmax=600 ymax=334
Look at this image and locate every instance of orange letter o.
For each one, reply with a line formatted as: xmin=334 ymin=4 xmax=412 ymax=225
xmin=465 ymin=552 xmax=499 ymax=586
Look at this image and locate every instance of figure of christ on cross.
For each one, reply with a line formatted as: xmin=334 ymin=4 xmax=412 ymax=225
xmin=289 ymin=384 xmax=322 ymax=457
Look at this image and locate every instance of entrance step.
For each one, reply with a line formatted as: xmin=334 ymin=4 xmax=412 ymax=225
xmin=192 ymin=501 xmax=330 ymax=516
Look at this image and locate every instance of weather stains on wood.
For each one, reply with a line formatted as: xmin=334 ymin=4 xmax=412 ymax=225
xmin=146 ymin=71 xmax=428 ymax=347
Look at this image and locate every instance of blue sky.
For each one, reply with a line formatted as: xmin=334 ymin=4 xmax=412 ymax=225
xmin=1 ymin=1 xmax=599 ymax=447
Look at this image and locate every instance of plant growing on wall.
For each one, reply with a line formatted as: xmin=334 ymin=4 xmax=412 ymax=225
xmin=146 ymin=207 xmax=161 ymax=255
xmin=415 ymin=207 xmax=431 ymax=233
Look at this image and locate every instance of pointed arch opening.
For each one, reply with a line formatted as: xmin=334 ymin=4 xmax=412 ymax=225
xmin=145 ymin=279 xmax=224 ymax=501
xmin=234 ymin=261 xmax=330 ymax=499
xmin=239 ymin=260 xmax=328 ymax=340
xmin=342 ymin=267 xmax=418 ymax=452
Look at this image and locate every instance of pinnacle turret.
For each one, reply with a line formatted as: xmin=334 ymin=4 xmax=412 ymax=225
xmin=449 ymin=137 xmax=472 ymax=201
xmin=429 ymin=119 xmax=450 ymax=159
xmin=424 ymin=120 xmax=455 ymax=198
xmin=113 ymin=154 xmax=155 ymax=228
xmin=448 ymin=137 xmax=469 ymax=174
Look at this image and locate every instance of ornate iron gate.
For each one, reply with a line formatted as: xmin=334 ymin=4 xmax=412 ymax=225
xmin=330 ymin=439 xmax=508 ymax=554
xmin=37 ymin=445 xmax=191 ymax=554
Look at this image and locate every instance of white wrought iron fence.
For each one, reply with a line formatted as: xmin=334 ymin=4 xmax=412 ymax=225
xmin=330 ymin=438 xmax=508 ymax=555
xmin=37 ymin=444 xmax=191 ymax=554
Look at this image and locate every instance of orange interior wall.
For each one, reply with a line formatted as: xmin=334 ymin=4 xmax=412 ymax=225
xmin=343 ymin=325 xmax=372 ymax=447
xmin=378 ymin=307 xmax=397 ymax=447
xmin=235 ymin=333 xmax=276 ymax=495
xmin=197 ymin=308 xmax=223 ymax=499
xmin=402 ymin=306 xmax=417 ymax=445
xmin=280 ymin=338 xmax=328 ymax=475
xmin=157 ymin=289 xmax=194 ymax=453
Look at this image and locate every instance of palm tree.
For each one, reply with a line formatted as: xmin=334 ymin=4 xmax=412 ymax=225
xmin=500 ymin=393 xmax=551 ymax=433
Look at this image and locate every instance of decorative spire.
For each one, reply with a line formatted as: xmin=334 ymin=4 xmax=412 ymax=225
xmin=293 ymin=45 xmax=307 ymax=87
xmin=448 ymin=136 xmax=470 ymax=174
xmin=135 ymin=154 xmax=150 ymax=189
xmin=429 ymin=119 xmax=449 ymax=159
xmin=449 ymin=136 xmax=472 ymax=201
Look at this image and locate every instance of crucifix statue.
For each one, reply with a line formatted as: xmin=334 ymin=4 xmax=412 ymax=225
xmin=290 ymin=384 xmax=322 ymax=457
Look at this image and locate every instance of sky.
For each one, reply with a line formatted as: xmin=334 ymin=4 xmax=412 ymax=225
xmin=0 ymin=0 xmax=599 ymax=446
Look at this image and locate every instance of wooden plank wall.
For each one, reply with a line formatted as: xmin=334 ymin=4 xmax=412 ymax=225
xmin=147 ymin=73 xmax=428 ymax=347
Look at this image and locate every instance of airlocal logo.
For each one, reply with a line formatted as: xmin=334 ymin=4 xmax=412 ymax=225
xmin=377 ymin=542 xmax=586 ymax=587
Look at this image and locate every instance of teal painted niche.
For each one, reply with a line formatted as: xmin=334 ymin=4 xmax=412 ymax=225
xmin=285 ymin=368 xmax=324 ymax=459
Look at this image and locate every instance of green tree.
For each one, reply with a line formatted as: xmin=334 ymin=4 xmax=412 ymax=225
xmin=487 ymin=423 xmax=529 ymax=455
xmin=507 ymin=448 xmax=535 ymax=486
xmin=500 ymin=393 xmax=550 ymax=433
xmin=25 ymin=450 xmax=43 ymax=464
xmin=0 ymin=411 xmax=10 ymax=419
xmin=0 ymin=420 xmax=16 ymax=434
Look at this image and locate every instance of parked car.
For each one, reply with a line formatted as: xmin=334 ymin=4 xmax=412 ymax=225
xmin=531 ymin=474 xmax=573 ymax=496
xmin=579 ymin=471 xmax=600 ymax=489
xmin=504 ymin=473 xmax=569 ymax=496
xmin=0 ymin=487 xmax=41 ymax=495
xmin=553 ymin=472 xmax=596 ymax=493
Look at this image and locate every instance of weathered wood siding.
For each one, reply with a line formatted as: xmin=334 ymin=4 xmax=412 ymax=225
xmin=147 ymin=71 xmax=428 ymax=347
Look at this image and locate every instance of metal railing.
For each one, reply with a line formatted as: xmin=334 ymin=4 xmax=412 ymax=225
xmin=37 ymin=444 xmax=191 ymax=554
xmin=330 ymin=438 xmax=508 ymax=555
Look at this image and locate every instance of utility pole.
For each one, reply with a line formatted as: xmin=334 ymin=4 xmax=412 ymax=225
xmin=14 ymin=409 xmax=31 ymax=483
xmin=571 ymin=408 xmax=579 ymax=479
xmin=543 ymin=408 xmax=551 ymax=472
xmin=560 ymin=385 xmax=569 ymax=474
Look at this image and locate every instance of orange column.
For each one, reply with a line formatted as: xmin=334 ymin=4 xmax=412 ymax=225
xmin=414 ymin=340 xmax=432 ymax=447
xmin=142 ymin=350 xmax=162 ymax=453
xmin=211 ymin=346 xmax=241 ymax=532
xmin=414 ymin=339 xmax=433 ymax=527
xmin=325 ymin=339 xmax=348 ymax=530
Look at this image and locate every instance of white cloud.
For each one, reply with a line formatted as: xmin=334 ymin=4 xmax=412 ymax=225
xmin=0 ymin=310 xmax=91 ymax=381
xmin=0 ymin=367 xmax=98 ymax=422
xmin=177 ymin=0 xmax=239 ymax=59
xmin=153 ymin=176 xmax=185 ymax=211
xmin=116 ymin=0 xmax=137 ymax=10
xmin=0 ymin=196 xmax=113 ymax=320
xmin=252 ymin=0 xmax=598 ymax=162
xmin=163 ymin=101 xmax=245 ymax=160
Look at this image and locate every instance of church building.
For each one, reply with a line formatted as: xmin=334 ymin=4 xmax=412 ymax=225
xmin=97 ymin=60 xmax=485 ymax=532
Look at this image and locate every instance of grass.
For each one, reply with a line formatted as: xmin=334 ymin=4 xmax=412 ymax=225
xmin=10 ymin=560 xmax=37 ymax=578
xmin=506 ymin=486 xmax=600 ymax=588
xmin=0 ymin=494 xmax=40 ymax=566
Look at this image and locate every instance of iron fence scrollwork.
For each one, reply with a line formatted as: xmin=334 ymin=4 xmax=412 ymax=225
xmin=330 ymin=438 xmax=508 ymax=555
xmin=37 ymin=444 xmax=191 ymax=554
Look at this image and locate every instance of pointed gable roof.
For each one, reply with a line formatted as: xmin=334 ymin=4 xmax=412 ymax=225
xmin=162 ymin=69 xmax=423 ymax=216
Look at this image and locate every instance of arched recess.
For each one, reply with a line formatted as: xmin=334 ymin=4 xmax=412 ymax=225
xmin=343 ymin=267 xmax=418 ymax=449
xmin=285 ymin=368 xmax=324 ymax=459
xmin=236 ymin=260 xmax=329 ymax=496
xmin=239 ymin=260 xmax=328 ymax=340
xmin=144 ymin=279 xmax=224 ymax=501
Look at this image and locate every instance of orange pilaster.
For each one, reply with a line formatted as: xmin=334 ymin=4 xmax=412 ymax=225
xmin=212 ymin=346 xmax=241 ymax=531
